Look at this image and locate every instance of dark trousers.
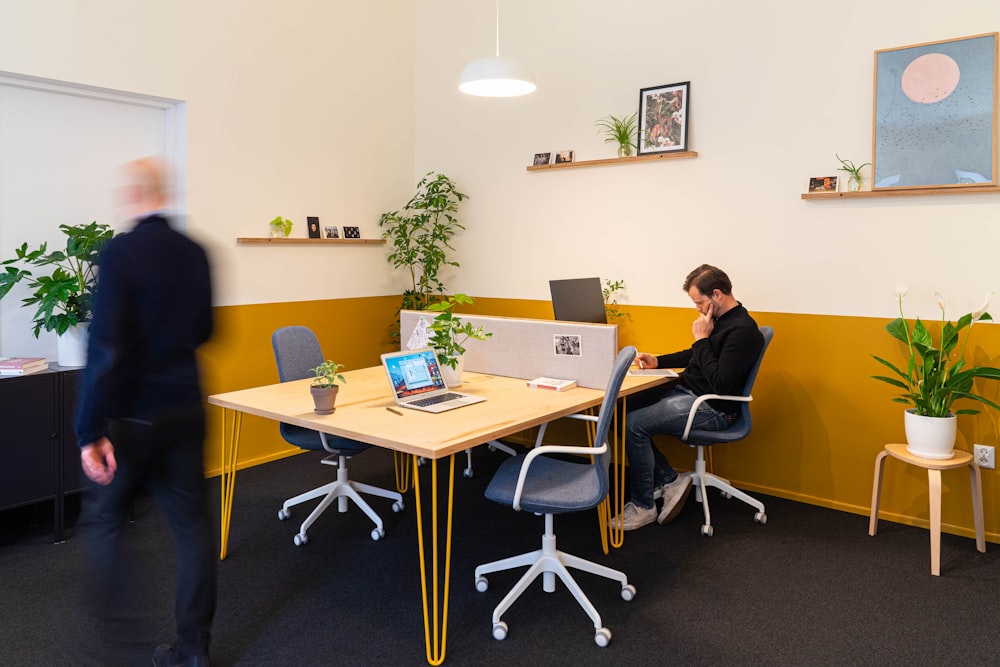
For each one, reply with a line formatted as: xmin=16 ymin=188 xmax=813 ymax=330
xmin=80 ymin=404 xmax=216 ymax=658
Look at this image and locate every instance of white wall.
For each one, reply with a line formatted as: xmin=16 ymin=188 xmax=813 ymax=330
xmin=415 ymin=0 xmax=1000 ymax=321
xmin=0 ymin=0 xmax=416 ymax=308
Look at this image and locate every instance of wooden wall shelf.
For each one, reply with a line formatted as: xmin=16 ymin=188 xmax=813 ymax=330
xmin=237 ymin=237 xmax=385 ymax=245
xmin=527 ymin=151 xmax=698 ymax=171
xmin=801 ymin=185 xmax=1000 ymax=200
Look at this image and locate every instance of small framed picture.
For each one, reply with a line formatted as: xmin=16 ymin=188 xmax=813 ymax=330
xmin=553 ymin=334 xmax=582 ymax=356
xmin=323 ymin=226 xmax=340 ymax=239
xmin=808 ymin=176 xmax=838 ymax=192
xmin=533 ymin=152 xmax=552 ymax=166
xmin=638 ymin=81 xmax=690 ymax=154
xmin=343 ymin=226 xmax=361 ymax=239
xmin=554 ymin=150 xmax=575 ymax=164
xmin=307 ymin=216 xmax=321 ymax=238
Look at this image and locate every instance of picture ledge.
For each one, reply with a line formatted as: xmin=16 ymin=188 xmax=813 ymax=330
xmin=236 ymin=237 xmax=385 ymax=245
xmin=801 ymin=185 xmax=1000 ymax=200
xmin=527 ymin=151 xmax=699 ymax=171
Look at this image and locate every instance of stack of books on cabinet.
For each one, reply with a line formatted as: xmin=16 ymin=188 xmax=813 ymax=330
xmin=0 ymin=357 xmax=49 ymax=376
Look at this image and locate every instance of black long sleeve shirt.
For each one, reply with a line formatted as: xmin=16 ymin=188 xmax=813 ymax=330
xmin=656 ymin=303 xmax=763 ymax=417
xmin=75 ymin=214 xmax=213 ymax=447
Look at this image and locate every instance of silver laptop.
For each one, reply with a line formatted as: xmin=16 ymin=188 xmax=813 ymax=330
xmin=380 ymin=348 xmax=487 ymax=413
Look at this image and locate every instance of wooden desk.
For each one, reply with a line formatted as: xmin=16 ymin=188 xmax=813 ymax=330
xmin=208 ymin=366 xmax=668 ymax=664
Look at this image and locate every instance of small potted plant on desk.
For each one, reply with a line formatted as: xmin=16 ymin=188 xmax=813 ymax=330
xmin=310 ymin=360 xmax=346 ymax=414
xmin=428 ymin=294 xmax=492 ymax=387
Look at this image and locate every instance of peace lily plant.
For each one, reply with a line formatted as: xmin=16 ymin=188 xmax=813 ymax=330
xmin=872 ymin=286 xmax=1000 ymax=418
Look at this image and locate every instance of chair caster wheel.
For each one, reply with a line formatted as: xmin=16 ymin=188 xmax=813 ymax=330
xmin=371 ymin=527 xmax=384 ymax=541
xmin=621 ymin=584 xmax=636 ymax=601
xmin=492 ymin=621 xmax=508 ymax=641
xmin=463 ymin=468 xmax=474 ymax=478
xmin=754 ymin=511 xmax=767 ymax=525
xmin=700 ymin=524 xmax=714 ymax=537
xmin=417 ymin=457 xmax=427 ymax=467
xmin=278 ymin=508 xmax=291 ymax=521
xmin=392 ymin=500 xmax=404 ymax=513
xmin=293 ymin=533 xmax=308 ymax=546
xmin=475 ymin=576 xmax=489 ymax=592
xmin=721 ymin=490 xmax=732 ymax=500
xmin=595 ymin=627 xmax=611 ymax=647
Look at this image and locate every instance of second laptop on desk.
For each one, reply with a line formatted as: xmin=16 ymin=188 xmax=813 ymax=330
xmin=381 ymin=348 xmax=486 ymax=413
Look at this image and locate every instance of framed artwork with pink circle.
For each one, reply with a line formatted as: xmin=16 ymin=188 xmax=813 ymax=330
xmin=873 ymin=33 xmax=997 ymax=190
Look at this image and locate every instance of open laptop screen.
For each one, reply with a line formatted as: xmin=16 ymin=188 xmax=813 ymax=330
xmin=383 ymin=348 xmax=447 ymax=399
xmin=549 ymin=277 xmax=607 ymax=324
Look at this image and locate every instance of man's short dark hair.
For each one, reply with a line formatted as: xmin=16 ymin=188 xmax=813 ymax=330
xmin=683 ymin=264 xmax=733 ymax=296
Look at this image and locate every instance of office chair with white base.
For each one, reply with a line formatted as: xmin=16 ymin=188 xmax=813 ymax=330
xmin=474 ymin=346 xmax=637 ymax=647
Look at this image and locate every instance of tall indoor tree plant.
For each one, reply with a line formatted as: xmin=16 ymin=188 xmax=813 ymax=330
xmin=378 ymin=172 xmax=468 ymax=331
xmin=0 ymin=221 xmax=114 ymax=366
xmin=872 ymin=286 xmax=1000 ymax=459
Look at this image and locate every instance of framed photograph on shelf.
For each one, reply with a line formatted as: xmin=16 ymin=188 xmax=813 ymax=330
xmin=808 ymin=176 xmax=838 ymax=192
xmin=343 ymin=226 xmax=361 ymax=239
xmin=307 ymin=216 xmax=321 ymax=239
xmin=873 ymin=32 xmax=998 ymax=190
xmin=533 ymin=152 xmax=552 ymax=166
xmin=554 ymin=150 xmax=575 ymax=164
xmin=323 ymin=226 xmax=340 ymax=239
xmin=638 ymin=81 xmax=690 ymax=154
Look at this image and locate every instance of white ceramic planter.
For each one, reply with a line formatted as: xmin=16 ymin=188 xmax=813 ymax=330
xmin=904 ymin=409 xmax=957 ymax=460
xmin=440 ymin=354 xmax=464 ymax=388
xmin=57 ymin=323 xmax=89 ymax=368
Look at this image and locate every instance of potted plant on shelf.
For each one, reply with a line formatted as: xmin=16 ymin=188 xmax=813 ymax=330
xmin=0 ymin=221 xmax=114 ymax=367
xmin=427 ymin=294 xmax=492 ymax=387
xmin=269 ymin=216 xmax=293 ymax=238
xmin=595 ymin=112 xmax=638 ymax=157
xmin=310 ymin=360 xmax=347 ymax=414
xmin=836 ymin=153 xmax=870 ymax=192
xmin=872 ymin=286 xmax=1000 ymax=459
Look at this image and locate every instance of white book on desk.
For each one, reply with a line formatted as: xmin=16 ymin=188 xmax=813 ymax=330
xmin=526 ymin=377 xmax=577 ymax=391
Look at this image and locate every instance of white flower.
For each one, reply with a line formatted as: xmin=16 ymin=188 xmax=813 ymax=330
xmin=972 ymin=292 xmax=993 ymax=321
xmin=894 ymin=283 xmax=908 ymax=298
xmin=934 ymin=291 xmax=946 ymax=313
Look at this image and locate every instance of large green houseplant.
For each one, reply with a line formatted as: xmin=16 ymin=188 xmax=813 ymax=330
xmin=378 ymin=172 xmax=468 ymax=314
xmin=872 ymin=287 xmax=1000 ymax=458
xmin=0 ymin=221 xmax=114 ymax=337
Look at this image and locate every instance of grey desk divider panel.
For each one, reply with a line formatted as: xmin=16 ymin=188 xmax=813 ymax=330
xmin=400 ymin=310 xmax=619 ymax=390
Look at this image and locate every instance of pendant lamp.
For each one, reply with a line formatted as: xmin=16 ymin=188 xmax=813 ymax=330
xmin=459 ymin=0 xmax=536 ymax=97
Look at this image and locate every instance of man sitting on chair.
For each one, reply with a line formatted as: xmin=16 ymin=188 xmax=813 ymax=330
xmin=610 ymin=264 xmax=764 ymax=531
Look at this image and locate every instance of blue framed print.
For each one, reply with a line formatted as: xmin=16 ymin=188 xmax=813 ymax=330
xmin=873 ymin=33 xmax=998 ymax=190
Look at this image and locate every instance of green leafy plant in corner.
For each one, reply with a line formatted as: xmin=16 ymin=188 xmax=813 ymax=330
xmin=427 ymin=294 xmax=492 ymax=370
xmin=311 ymin=360 xmax=347 ymax=388
xmin=595 ymin=112 xmax=638 ymax=157
xmin=836 ymin=153 xmax=870 ymax=190
xmin=603 ymin=278 xmax=630 ymax=324
xmin=871 ymin=286 xmax=1000 ymax=418
xmin=0 ymin=221 xmax=114 ymax=336
xmin=269 ymin=216 xmax=293 ymax=237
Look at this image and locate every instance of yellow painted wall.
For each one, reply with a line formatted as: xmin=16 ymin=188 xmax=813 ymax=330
xmin=204 ymin=296 xmax=1000 ymax=544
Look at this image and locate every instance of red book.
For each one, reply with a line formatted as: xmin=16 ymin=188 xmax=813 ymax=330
xmin=0 ymin=357 xmax=49 ymax=375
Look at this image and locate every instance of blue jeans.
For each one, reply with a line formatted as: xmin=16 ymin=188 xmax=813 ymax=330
xmin=625 ymin=385 xmax=730 ymax=509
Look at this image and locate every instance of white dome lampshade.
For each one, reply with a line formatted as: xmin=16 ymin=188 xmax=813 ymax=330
xmin=459 ymin=0 xmax=535 ymax=98
xmin=459 ymin=56 xmax=536 ymax=97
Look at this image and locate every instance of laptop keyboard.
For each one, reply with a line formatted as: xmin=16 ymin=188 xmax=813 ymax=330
xmin=410 ymin=392 xmax=465 ymax=407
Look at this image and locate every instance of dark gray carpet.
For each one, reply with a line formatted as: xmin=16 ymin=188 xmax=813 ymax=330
xmin=1 ymin=447 xmax=998 ymax=666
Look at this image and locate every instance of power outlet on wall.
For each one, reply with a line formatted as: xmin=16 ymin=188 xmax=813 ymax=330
xmin=973 ymin=444 xmax=996 ymax=469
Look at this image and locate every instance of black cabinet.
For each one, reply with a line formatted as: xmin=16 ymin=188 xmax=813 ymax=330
xmin=0 ymin=367 xmax=84 ymax=541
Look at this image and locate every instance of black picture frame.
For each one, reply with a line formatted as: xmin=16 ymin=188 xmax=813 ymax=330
xmin=638 ymin=81 xmax=690 ymax=154
xmin=343 ymin=226 xmax=361 ymax=239
xmin=307 ymin=216 xmax=321 ymax=239
xmin=533 ymin=152 xmax=551 ymax=166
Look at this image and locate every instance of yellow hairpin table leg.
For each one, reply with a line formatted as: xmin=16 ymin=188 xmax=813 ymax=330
xmin=606 ymin=398 xmax=627 ymax=550
xmin=414 ymin=454 xmax=456 ymax=665
xmin=219 ymin=408 xmax=242 ymax=561
xmin=394 ymin=450 xmax=413 ymax=493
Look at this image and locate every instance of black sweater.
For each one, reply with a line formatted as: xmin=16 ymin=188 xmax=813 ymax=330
xmin=656 ymin=303 xmax=763 ymax=417
xmin=75 ymin=215 xmax=213 ymax=447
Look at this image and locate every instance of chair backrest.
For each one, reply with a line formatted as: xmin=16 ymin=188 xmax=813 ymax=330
xmin=592 ymin=345 xmax=637 ymax=484
xmin=272 ymin=326 xmax=324 ymax=383
xmin=688 ymin=325 xmax=773 ymax=444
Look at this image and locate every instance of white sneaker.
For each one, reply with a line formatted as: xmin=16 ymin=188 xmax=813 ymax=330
xmin=608 ymin=502 xmax=657 ymax=531
xmin=657 ymin=475 xmax=693 ymax=525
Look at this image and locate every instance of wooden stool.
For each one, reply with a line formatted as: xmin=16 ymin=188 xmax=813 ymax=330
xmin=869 ymin=443 xmax=986 ymax=576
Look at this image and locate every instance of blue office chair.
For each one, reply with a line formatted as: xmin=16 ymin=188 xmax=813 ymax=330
xmin=272 ymin=326 xmax=403 ymax=545
xmin=679 ymin=325 xmax=773 ymax=537
xmin=474 ymin=346 xmax=638 ymax=648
